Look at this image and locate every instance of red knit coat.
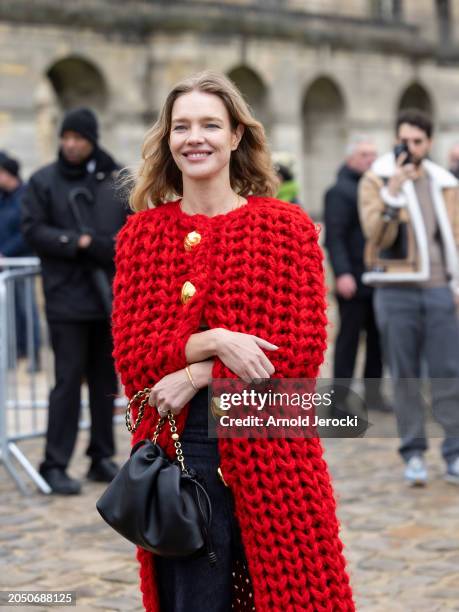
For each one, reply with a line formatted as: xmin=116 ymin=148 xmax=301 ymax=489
xmin=112 ymin=196 xmax=355 ymax=612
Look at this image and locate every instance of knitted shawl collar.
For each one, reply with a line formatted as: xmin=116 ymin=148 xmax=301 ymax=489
xmin=112 ymin=196 xmax=355 ymax=611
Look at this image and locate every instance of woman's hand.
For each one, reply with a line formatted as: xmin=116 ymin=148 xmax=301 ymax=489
xmin=212 ymin=329 xmax=278 ymax=383
xmin=149 ymin=361 xmax=213 ymax=416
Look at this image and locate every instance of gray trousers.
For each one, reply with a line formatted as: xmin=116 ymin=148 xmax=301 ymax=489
xmin=374 ymin=286 xmax=459 ymax=463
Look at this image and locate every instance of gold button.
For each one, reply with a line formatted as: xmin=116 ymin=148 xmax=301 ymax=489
xmin=181 ymin=281 xmax=196 ymax=305
xmin=184 ymin=231 xmax=201 ymax=251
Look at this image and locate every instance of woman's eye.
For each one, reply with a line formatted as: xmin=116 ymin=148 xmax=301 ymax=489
xmin=173 ymin=125 xmax=186 ymax=131
xmin=206 ymin=124 xmax=219 ymax=129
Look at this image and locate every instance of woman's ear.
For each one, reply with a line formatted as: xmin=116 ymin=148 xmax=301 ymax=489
xmin=231 ymin=124 xmax=245 ymax=151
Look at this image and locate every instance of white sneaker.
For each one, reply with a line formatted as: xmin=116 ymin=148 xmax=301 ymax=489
xmin=404 ymin=455 xmax=428 ymax=487
xmin=445 ymin=457 xmax=459 ymax=485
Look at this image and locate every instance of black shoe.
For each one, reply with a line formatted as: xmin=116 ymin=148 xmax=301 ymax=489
xmin=39 ymin=467 xmax=81 ymax=495
xmin=87 ymin=458 xmax=119 ymax=483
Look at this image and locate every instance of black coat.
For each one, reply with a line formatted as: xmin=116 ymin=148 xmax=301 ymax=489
xmin=324 ymin=164 xmax=372 ymax=298
xmin=22 ymin=148 xmax=130 ymax=322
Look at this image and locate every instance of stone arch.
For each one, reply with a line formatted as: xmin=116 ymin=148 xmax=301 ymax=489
xmin=302 ymin=76 xmax=347 ymax=217
xmin=398 ymin=82 xmax=434 ymax=117
xmin=35 ymin=56 xmax=109 ymax=162
xmin=46 ymin=55 xmax=108 ymax=111
xmin=227 ymin=65 xmax=271 ymax=132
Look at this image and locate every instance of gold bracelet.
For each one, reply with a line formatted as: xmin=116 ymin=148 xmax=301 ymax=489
xmin=185 ymin=365 xmax=199 ymax=391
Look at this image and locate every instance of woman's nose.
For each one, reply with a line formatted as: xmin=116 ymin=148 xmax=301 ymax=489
xmin=186 ymin=127 xmax=205 ymax=144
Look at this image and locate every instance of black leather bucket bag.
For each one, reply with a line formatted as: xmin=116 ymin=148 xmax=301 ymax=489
xmin=96 ymin=388 xmax=217 ymax=564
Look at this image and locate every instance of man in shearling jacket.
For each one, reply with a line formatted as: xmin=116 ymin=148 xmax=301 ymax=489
xmin=358 ymin=109 xmax=459 ymax=487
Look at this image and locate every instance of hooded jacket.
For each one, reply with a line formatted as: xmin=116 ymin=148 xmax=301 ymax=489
xmin=358 ymin=152 xmax=459 ymax=291
xmin=111 ymin=196 xmax=355 ymax=612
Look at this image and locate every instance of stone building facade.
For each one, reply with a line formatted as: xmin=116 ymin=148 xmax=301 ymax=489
xmin=0 ymin=0 xmax=458 ymax=216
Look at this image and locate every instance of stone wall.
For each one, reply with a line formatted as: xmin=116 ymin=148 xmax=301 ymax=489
xmin=1 ymin=0 xmax=458 ymax=216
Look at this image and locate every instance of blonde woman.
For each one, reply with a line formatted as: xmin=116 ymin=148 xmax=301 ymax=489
xmin=112 ymin=71 xmax=354 ymax=612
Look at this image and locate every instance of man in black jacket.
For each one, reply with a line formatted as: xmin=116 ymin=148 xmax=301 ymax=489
xmin=22 ymin=108 xmax=129 ymax=494
xmin=324 ymin=137 xmax=387 ymax=415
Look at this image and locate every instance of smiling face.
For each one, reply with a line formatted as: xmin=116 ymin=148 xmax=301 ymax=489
xmin=169 ymin=90 xmax=243 ymax=185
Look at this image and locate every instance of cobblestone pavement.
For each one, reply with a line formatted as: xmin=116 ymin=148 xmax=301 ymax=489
xmin=1 ymin=416 xmax=459 ymax=612
xmin=2 ymin=290 xmax=459 ymax=611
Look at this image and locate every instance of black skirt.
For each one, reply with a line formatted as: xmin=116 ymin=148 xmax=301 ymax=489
xmin=155 ymin=386 xmax=248 ymax=612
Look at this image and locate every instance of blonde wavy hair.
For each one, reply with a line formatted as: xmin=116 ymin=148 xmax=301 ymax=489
xmin=129 ymin=70 xmax=278 ymax=211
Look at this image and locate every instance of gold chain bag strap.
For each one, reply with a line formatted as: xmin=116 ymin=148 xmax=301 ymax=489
xmin=96 ymin=387 xmax=217 ymax=564
xmin=125 ymin=387 xmax=187 ymax=472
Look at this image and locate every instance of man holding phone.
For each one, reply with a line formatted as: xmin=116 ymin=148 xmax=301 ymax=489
xmin=358 ymin=109 xmax=459 ymax=487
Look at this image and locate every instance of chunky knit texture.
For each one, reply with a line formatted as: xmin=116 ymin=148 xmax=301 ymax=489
xmin=112 ymin=196 xmax=355 ymax=612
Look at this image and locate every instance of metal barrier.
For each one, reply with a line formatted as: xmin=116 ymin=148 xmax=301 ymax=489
xmin=0 ymin=257 xmax=127 ymax=495
xmin=0 ymin=258 xmax=51 ymax=494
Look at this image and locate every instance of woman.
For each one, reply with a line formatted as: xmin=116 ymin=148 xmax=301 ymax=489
xmin=112 ymin=71 xmax=354 ymax=612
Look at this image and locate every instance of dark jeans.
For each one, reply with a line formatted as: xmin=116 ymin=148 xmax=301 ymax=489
xmin=155 ymin=387 xmax=248 ymax=612
xmin=333 ymin=295 xmax=383 ymax=406
xmin=374 ymin=286 xmax=459 ymax=463
xmin=40 ymin=320 xmax=118 ymax=472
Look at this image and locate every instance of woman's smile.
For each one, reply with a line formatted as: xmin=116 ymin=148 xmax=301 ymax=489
xmin=182 ymin=150 xmax=213 ymax=162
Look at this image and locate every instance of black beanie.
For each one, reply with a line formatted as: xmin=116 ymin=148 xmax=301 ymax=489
xmin=60 ymin=107 xmax=99 ymax=145
xmin=0 ymin=151 xmax=20 ymax=177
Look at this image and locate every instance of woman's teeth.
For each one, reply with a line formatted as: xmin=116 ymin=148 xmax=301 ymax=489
xmin=187 ymin=153 xmax=210 ymax=159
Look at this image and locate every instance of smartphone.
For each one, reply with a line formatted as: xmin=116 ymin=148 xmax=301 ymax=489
xmin=393 ymin=142 xmax=412 ymax=165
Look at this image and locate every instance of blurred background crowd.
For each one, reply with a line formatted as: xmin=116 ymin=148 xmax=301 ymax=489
xmin=3 ymin=0 xmax=459 ymax=492
xmin=2 ymin=3 xmax=459 ymax=609
xmin=0 ymin=0 xmax=459 ymax=488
